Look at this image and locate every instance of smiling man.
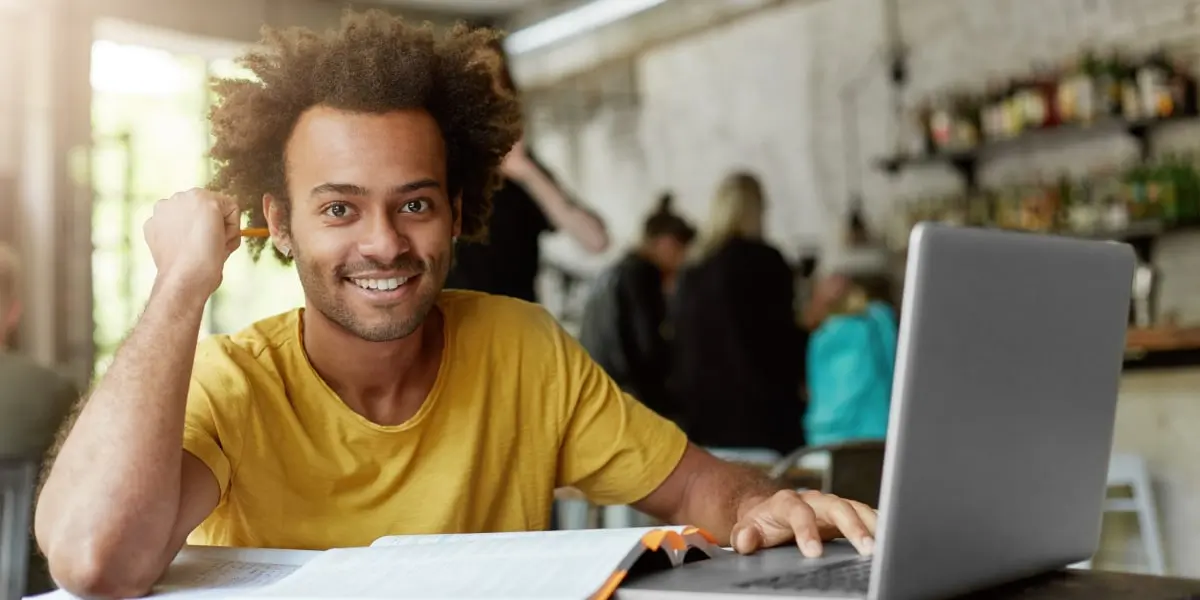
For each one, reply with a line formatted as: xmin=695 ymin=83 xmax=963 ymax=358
xmin=35 ymin=11 xmax=876 ymax=599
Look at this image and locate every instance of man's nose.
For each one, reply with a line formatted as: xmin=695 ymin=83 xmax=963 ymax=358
xmin=360 ymin=216 xmax=410 ymax=261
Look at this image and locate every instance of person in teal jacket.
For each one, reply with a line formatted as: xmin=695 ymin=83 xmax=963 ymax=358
xmin=804 ymin=275 xmax=898 ymax=446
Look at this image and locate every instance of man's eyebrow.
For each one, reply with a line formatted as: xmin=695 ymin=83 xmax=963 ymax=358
xmin=308 ymin=180 xmax=441 ymax=198
xmin=391 ymin=179 xmax=441 ymax=195
xmin=310 ymin=183 xmax=369 ymax=197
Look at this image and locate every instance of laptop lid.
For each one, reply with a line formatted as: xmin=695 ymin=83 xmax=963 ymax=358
xmin=869 ymin=224 xmax=1135 ymax=600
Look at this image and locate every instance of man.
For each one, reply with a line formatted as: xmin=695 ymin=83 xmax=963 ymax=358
xmin=35 ymin=13 xmax=876 ymax=599
xmin=445 ymin=40 xmax=609 ymax=303
xmin=0 ymin=243 xmax=78 ymax=595
xmin=579 ymin=193 xmax=694 ymax=423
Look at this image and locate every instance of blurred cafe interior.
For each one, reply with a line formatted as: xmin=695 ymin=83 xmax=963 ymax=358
xmin=4 ymin=0 xmax=1200 ymax=590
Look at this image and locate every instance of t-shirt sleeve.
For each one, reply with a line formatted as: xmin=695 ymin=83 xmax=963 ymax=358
xmin=183 ymin=337 xmax=249 ymax=502
xmin=555 ymin=327 xmax=689 ymax=506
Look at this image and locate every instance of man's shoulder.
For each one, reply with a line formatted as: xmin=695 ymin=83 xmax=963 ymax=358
xmin=195 ymin=310 xmax=301 ymax=367
xmin=439 ymin=290 xmax=561 ymax=339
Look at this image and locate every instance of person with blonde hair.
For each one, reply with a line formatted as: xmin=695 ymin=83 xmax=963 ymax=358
xmin=671 ymin=172 xmax=806 ymax=454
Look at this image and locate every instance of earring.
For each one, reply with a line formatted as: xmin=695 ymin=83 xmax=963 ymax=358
xmin=280 ymin=246 xmax=292 ymax=258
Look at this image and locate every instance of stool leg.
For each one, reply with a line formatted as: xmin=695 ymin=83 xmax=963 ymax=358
xmin=603 ymin=505 xmax=634 ymax=529
xmin=2 ymin=464 xmax=34 ymax=600
xmin=1133 ymin=472 xmax=1167 ymax=575
xmin=555 ymin=499 xmax=590 ymax=530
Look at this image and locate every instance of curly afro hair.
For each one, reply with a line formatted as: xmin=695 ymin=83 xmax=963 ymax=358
xmin=208 ymin=9 xmax=523 ymax=262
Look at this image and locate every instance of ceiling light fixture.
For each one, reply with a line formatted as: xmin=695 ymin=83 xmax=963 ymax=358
xmin=504 ymin=0 xmax=669 ymax=55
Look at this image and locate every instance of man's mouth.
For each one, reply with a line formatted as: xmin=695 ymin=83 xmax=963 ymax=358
xmin=349 ymin=276 xmax=412 ymax=292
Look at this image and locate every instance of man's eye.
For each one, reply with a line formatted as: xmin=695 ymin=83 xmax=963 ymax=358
xmin=324 ymin=203 xmax=350 ymax=218
xmin=401 ymin=199 xmax=430 ymax=213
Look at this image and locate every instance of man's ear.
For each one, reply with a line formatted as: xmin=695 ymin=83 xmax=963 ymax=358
xmin=451 ymin=194 xmax=463 ymax=239
xmin=263 ymin=194 xmax=292 ymax=256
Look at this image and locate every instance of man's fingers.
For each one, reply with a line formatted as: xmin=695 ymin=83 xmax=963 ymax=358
xmin=731 ymin=524 xmax=763 ymax=555
xmin=851 ymin=501 xmax=879 ymax=536
xmin=823 ymin=500 xmax=873 ymax=555
xmin=774 ymin=493 xmax=822 ymax=558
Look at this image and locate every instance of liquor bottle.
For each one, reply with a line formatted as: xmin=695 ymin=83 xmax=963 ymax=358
xmin=929 ymin=94 xmax=955 ymax=151
xmin=982 ymin=80 xmax=1008 ymax=140
xmin=1170 ymin=55 xmax=1198 ymax=116
xmin=1002 ymin=79 xmax=1025 ymax=138
xmin=1121 ymin=53 xmax=1146 ymax=121
xmin=956 ymin=94 xmax=983 ymax=149
xmin=1031 ymin=62 xmax=1062 ymax=129
xmin=1057 ymin=55 xmax=1089 ymax=125
xmin=1078 ymin=50 xmax=1105 ymax=123
xmin=1181 ymin=153 xmax=1200 ymax=224
xmin=1098 ymin=51 xmax=1127 ymax=117
xmin=1138 ymin=49 xmax=1174 ymax=119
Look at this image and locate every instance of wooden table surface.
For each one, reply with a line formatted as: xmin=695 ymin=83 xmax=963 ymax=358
xmin=956 ymin=568 xmax=1200 ymax=599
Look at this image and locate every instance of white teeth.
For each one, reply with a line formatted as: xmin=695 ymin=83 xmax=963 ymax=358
xmin=351 ymin=277 xmax=408 ymax=291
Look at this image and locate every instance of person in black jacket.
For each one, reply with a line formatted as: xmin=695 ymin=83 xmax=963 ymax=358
xmin=579 ymin=194 xmax=695 ymax=422
xmin=671 ymin=172 xmax=806 ymax=455
xmin=446 ymin=40 xmax=609 ymax=303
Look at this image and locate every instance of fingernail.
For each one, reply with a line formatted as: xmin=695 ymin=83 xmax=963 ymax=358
xmin=736 ymin=529 xmax=753 ymax=553
xmin=804 ymin=540 xmax=823 ymax=557
xmin=860 ymin=536 xmax=875 ymax=555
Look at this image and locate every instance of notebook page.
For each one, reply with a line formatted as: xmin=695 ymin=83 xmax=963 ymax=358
xmin=241 ymin=528 xmax=662 ymax=598
xmin=24 ymin=547 xmax=317 ymax=600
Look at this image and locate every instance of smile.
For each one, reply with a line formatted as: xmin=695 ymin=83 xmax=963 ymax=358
xmin=350 ymin=277 xmax=410 ymax=291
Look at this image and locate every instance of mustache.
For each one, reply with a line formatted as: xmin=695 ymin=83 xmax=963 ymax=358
xmin=336 ymin=256 xmax=429 ymax=278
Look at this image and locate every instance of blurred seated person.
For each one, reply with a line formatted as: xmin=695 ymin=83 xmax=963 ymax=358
xmin=445 ymin=40 xmax=608 ymax=303
xmin=579 ymin=194 xmax=695 ymax=422
xmin=0 ymin=243 xmax=78 ymax=595
xmin=671 ymin=173 xmax=805 ymax=455
xmin=804 ymin=273 xmax=897 ymax=446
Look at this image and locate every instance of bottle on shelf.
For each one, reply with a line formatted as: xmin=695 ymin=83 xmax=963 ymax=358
xmin=1138 ymin=49 xmax=1175 ymax=120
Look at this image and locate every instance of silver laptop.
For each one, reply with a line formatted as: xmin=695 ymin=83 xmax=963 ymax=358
xmin=618 ymin=223 xmax=1136 ymax=600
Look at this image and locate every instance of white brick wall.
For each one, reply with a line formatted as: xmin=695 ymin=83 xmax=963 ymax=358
xmin=526 ymin=0 xmax=1200 ymax=574
xmin=528 ymin=0 xmax=1200 ymax=279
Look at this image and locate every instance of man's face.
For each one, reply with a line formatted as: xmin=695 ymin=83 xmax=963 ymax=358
xmin=272 ymin=106 xmax=460 ymax=342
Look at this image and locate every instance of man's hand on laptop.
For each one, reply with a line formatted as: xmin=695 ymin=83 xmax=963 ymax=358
xmin=730 ymin=489 xmax=877 ymax=558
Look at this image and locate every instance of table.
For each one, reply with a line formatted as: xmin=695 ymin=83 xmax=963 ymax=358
xmin=958 ymin=568 xmax=1200 ymax=599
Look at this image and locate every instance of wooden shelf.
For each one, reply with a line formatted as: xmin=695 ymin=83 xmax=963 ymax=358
xmin=876 ymin=114 xmax=1199 ymax=191
xmin=1126 ymin=326 xmax=1200 ymax=352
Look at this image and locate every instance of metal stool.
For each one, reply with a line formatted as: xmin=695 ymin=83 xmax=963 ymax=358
xmin=1 ymin=459 xmax=37 ymax=600
xmin=1071 ymin=453 xmax=1166 ymax=574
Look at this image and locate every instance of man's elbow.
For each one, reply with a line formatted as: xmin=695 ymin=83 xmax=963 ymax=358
xmin=44 ymin=536 xmax=163 ymax=599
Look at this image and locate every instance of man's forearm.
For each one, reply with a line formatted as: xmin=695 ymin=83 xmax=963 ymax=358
xmin=671 ymin=456 xmax=787 ymax=545
xmin=37 ymin=277 xmax=209 ymax=593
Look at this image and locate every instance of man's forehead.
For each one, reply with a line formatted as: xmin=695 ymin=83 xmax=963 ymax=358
xmin=285 ymin=106 xmax=448 ymax=188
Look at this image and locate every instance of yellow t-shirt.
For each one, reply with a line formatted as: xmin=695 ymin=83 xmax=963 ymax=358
xmin=183 ymin=290 xmax=688 ymax=550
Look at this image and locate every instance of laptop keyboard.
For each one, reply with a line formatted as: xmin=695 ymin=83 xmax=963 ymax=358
xmin=733 ymin=556 xmax=873 ymax=594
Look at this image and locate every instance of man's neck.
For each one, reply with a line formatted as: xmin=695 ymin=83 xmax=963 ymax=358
xmin=301 ymin=305 xmax=445 ymax=426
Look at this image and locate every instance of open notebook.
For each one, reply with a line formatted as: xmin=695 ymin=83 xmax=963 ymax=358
xmin=28 ymin=526 xmax=724 ymax=600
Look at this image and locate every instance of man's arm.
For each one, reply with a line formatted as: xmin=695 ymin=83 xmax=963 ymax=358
xmin=35 ymin=279 xmax=220 ymax=597
xmin=633 ymin=444 xmax=877 ymax=557
xmin=502 ymin=141 xmax=609 ymax=253
xmin=35 ymin=189 xmax=240 ymax=598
